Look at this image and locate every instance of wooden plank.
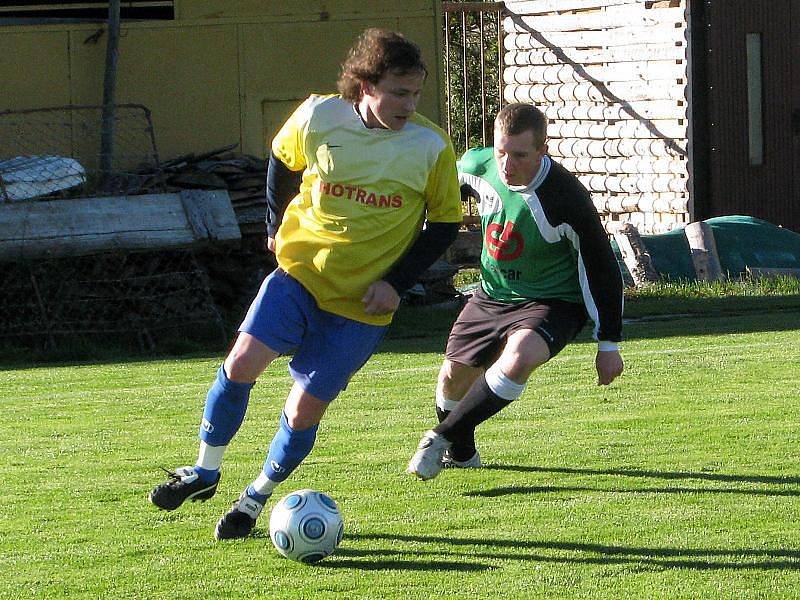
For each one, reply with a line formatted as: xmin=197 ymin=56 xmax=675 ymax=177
xmin=180 ymin=189 xmax=241 ymax=242
xmin=538 ymin=101 xmax=687 ymax=121
xmin=505 ymin=7 xmax=686 ymax=32
xmin=684 ymin=221 xmax=724 ymax=281
xmin=505 ymin=45 xmax=687 ymax=65
xmin=549 ymin=137 xmax=687 ymax=158
xmin=613 ymin=222 xmax=660 ymax=286
xmin=0 ymin=191 xmax=240 ymax=262
xmin=504 ymin=61 xmax=687 ymax=85
xmin=506 ymin=80 xmax=687 ymax=103
xmin=179 ymin=189 xmax=210 ymax=240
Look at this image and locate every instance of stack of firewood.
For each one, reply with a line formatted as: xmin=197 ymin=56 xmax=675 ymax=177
xmin=156 ymin=144 xmax=268 ymax=237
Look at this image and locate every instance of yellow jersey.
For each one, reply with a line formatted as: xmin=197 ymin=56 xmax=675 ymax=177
xmin=271 ymin=94 xmax=462 ymax=325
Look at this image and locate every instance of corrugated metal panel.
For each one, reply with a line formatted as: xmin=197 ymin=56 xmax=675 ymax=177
xmin=706 ymin=0 xmax=799 ymax=231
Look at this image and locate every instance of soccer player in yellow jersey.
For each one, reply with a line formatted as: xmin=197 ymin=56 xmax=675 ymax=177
xmin=149 ymin=28 xmax=463 ymax=539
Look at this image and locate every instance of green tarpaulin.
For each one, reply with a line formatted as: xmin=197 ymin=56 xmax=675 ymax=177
xmin=613 ymin=215 xmax=800 ymax=282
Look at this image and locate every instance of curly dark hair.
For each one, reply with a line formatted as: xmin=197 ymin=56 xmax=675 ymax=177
xmin=337 ymin=28 xmax=428 ymax=102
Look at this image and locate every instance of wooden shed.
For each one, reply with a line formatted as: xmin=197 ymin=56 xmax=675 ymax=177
xmin=499 ymin=0 xmax=799 ymax=234
xmin=0 ymin=1 xmax=446 ymax=161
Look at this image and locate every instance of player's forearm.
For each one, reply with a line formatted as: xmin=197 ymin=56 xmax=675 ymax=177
xmin=383 ymin=221 xmax=459 ymax=294
xmin=571 ymin=208 xmax=624 ymax=342
xmin=265 ymin=151 xmax=302 ymax=238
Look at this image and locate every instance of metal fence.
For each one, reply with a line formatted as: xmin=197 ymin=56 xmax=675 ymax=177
xmin=0 ymin=104 xmax=164 ymax=202
xmin=0 ymin=104 xmax=234 ymax=352
xmin=442 ymin=1 xmax=506 ymax=154
xmin=0 ymin=249 xmax=227 ymax=351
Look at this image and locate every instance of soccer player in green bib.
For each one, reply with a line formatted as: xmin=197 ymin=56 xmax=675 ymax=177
xmin=149 ymin=29 xmax=462 ymax=537
xmin=407 ymin=103 xmax=624 ymax=480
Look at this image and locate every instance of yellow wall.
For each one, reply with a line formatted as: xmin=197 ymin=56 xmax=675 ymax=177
xmin=0 ymin=1 xmax=444 ymax=161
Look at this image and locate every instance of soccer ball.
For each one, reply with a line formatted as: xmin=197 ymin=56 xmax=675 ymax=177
xmin=269 ymin=489 xmax=344 ymax=563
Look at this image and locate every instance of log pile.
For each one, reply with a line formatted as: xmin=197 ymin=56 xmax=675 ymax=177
xmin=155 ymin=144 xmax=268 ymax=238
xmin=503 ymin=0 xmax=690 ymax=234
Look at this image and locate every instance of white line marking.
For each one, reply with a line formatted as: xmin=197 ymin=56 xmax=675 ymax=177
xmin=3 ymin=340 xmax=795 ymax=401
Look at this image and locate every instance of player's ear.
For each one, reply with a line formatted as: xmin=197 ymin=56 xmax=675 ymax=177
xmin=360 ymin=80 xmax=374 ymax=98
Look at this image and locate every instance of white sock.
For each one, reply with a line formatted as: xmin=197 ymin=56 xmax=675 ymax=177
xmin=436 ymin=390 xmax=460 ymax=412
xmin=196 ymin=441 xmax=226 ymax=471
xmin=251 ymin=471 xmax=278 ymax=496
xmin=484 ymin=364 xmax=526 ymax=401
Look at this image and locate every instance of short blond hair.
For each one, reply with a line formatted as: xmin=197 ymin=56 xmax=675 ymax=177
xmin=494 ymin=103 xmax=547 ymax=148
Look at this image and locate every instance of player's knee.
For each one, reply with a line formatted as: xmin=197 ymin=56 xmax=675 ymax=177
xmin=438 ymin=359 xmax=478 ymax=399
xmin=224 ymin=333 xmax=278 ymax=382
xmin=508 ymin=349 xmax=543 ymax=374
xmin=284 ymin=389 xmax=329 ymax=430
xmin=502 ymin=332 xmax=549 ymax=376
xmin=437 ymin=360 xmax=457 ymax=388
xmin=224 ymin=354 xmax=256 ymax=383
xmin=284 ymin=410 xmax=322 ymax=431
xmin=225 ymin=344 xmax=275 ymax=382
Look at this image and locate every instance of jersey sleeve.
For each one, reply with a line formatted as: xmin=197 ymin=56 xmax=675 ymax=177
xmin=560 ymin=185 xmax=624 ymax=343
xmin=270 ymin=96 xmax=314 ymax=172
xmin=422 ymin=138 xmax=464 ymax=223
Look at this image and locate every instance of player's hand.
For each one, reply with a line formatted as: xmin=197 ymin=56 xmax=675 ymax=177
xmin=266 ymin=236 xmax=276 ymax=253
xmin=362 ymin=281 xmax=400 ymax=316
xmin=596 ymin=349 xmax=623 ymax=385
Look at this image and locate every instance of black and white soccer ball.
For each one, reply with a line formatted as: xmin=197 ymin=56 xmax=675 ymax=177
xmin=269 ymin=489 xmax=344 ymax=563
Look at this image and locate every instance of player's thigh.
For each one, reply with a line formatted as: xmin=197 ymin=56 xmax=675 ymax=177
xmin=437 ymin=359 xmax=483 ymax=399
xmin=444 ymin=290 xmax=506 ymax=369
xmin=495 ymin=328 xmax=551 ymax=382
xmin=283 ymin=382 xmax=330 ymax=430
xmin=289 ymin=312 xmax=387 ymax=403
xmin=224 ymin=332 xmax=280 ymax=382
xmin=496 ymin=299 xmax=587 ymax=382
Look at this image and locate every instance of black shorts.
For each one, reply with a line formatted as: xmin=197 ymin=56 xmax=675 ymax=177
xmin=445 ymin=287 xmax=588 ymax=368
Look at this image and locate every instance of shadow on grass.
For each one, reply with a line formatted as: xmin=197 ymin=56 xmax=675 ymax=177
xmin=465 ymin=484 xmax=800 ymax=498
xmin=343 ymin=532 xmax=800 ymax=571
xmin=482 ymin=464 xmax=800 ymax=486
xmin=379 ymin=304 xmax=800 ymax=356
xmin=322 ymin=547 xmax=491 ymax=571
xmin=3 ymin=299 xmax=798 ymax=367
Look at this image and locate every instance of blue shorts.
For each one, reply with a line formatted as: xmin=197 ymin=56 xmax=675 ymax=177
xmin=239 ymin=269 xmax=388 ymax=402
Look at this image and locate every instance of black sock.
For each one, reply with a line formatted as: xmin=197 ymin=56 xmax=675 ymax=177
xmin=436 ymin=405 xmax=476 ymax=462
xmin=434 ymin=374 xmax=512 ymax=451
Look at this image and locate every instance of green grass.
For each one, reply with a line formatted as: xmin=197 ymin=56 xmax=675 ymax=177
xmin=2 ymin=304 xmax=800 ymax=598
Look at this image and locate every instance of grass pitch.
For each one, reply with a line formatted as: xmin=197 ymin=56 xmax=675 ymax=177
xmin=1 ymin=303 xmax=799 ymax=599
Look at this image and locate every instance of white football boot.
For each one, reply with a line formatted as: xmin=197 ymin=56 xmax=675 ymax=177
xmin=406 ymin=430 xmax=451 ymax=480
xmin=441 ymin=449 xmax=481 ymax=468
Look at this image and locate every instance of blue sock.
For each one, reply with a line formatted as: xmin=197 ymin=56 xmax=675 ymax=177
xmin=199 ymin=365 xmax=254 ymax=446
xmin=263 ymin=412 xmax=318 ymax=482
xmin=245 ymin=484 xmax=271 ymax=505
xmin=193 ymin=465 xmax=219 ymax=484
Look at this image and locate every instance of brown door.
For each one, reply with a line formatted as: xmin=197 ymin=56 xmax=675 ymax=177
xmin=705 ymin=0 xmax=799 ymax=231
